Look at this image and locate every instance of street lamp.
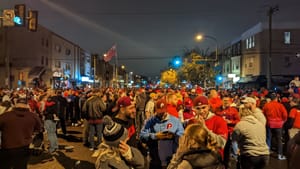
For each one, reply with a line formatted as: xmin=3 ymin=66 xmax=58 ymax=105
xmin=195 ymin=34 xmax=218 ymax=61
xmin=194 ymin=34 xmax=219 ymax=88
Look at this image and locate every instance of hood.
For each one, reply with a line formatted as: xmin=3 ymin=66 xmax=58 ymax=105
xmin=241 ymin=115 xmax=257 ymax=125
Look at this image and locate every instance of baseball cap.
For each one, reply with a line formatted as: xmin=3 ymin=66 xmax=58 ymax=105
xmin=117 ymin=96 xmax=133 ymax=108
xmin=241 ymin=97 xmax=256 ymax=104
xmin=193 ymin=96 xmax=209 ymax=106
xmin=156 ymin=99 xmax=168 ymax=113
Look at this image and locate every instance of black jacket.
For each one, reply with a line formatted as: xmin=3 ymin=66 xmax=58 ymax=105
xmin=168 ymin=148 xmax=224 ymax=169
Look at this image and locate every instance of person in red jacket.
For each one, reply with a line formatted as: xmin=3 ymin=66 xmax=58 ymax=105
xmin=263 ymin=93 xmax=288 ymax=160
xmin=189 ymin=96 xmax=228 ymax=158
xmin=208 ymin=89 xmax=222 ymax=113
xmin=216 ymin=95 xmax=240 ymax=169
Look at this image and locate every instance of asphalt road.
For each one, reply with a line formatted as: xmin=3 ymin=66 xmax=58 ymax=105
xmin=27 ymin=126 xmax=288 ymax=169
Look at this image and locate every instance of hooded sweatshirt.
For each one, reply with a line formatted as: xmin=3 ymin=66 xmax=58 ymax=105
xmin=232 ymin=115 xmax=269 ymax=156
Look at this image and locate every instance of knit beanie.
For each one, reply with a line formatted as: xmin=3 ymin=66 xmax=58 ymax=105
xmin=103 ymin=116 xmax=128 ymax=147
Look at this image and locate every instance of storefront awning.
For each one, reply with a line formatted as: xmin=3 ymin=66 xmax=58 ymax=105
xmin=238 ymin=76 xmax=258 ymax=83
xmin=28 ymin=66 xmax=46 ymax=79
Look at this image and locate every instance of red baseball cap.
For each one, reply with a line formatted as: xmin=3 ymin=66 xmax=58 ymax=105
xmin=156 ymin=99 xmax=168 ymax=113
xmin=193 ymin=96 xmax=209 ymax=106
xmin=117 ymin=96 xmax=133 ymax=108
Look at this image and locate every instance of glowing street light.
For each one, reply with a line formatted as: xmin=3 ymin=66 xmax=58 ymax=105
xmin=194 ymin=34 xmax=218 ymax=61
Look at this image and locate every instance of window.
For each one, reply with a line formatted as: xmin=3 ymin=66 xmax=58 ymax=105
xmin=251 ymin=36 xmax=255 ymax=48
xmin=41 ymin=56 xmax=44 ymax=65
xmin=55 ymin=61 xmax=61 ymax=68
xmin=55 ymin=45 xmax=61 ymax=52
xmin=65 ymin=64 xmax=71 ymax=71
xmin=246 ymin=36 xmax=255 ymax=49
xmin=248 ymin=57 xmax=254 ymax=68
xmin=284 ymin=32 xmax=291 ymax=44
xmin=65 ymin=49 xmax=71 ymax=55
xmin=249 ymin=38 xmax=252 ymax=48
xmin=46 ymin=57 xmax=48 ymax=66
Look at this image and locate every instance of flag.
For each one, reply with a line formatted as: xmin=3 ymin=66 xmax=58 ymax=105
xmin=103 ymin=44 xmax=117 ymax=62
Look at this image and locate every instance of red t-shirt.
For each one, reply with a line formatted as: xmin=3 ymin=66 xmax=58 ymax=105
xmin=167 ymin=104 xmax=179 ymax=118
xmin=289 ymin=108 xmax=300 ymax=128
xmin=215 ymin=107 xmax=240 ymax=134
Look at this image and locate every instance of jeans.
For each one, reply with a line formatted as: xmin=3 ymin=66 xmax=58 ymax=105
xmin=240 ymin=155 xmax=269 ymax=169
xmin=88 ymin=123 xmax=103 ymax=149
xmin=82 ymin=119 xmax=90 ymax=144
xmin=44 ymin=120 xmax=58 ymax=152
xmin=135 ymin=110 xmax=145 ymax=135
xmin=0 ymin=146 xmax=30 ymax=169
xmin=266 ymin=127 xmax=283 ymax=154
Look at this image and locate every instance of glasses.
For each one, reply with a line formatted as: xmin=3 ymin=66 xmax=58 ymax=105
xmin=195 ymin=106 xmax=207 ymax=110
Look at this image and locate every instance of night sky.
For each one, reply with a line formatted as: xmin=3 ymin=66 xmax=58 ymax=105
xmin=1 ymin=0 xmax=300 ymax=77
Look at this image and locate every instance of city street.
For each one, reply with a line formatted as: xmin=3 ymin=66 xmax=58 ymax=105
xmin=27 ymin=126 xmax=288 ymax=169
xmin=28 ymin=126 xmax=96 ymax=169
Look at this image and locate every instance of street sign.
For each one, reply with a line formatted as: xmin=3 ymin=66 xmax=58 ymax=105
xmin=3 ymin=9 xmax=15 ymax=26
xmin=195 ymin=61 xmax=206 ymax=64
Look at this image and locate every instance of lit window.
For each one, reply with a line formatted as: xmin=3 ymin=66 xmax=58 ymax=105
xmin=251 ymin=36 xmax=255 ymax=48
xmin=284 ymin=32 xmax=291 ymax=44
xmin=246 ymin=39 xmax=249 ymax=49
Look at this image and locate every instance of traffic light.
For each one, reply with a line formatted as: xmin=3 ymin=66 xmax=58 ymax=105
xmin=216 ymin=75 xmax=223 ymax=82
xmin=2 ymin=9 xmax=15 ymax=27
xmin=28 ymin=10 xmax=38 ymax=31
xmin=171 ymin=56 xmax=182 ymax=69
xmin=14 ymin=4 xmax=26 ymax=26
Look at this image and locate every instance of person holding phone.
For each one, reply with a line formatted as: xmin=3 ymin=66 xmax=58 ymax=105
xmin=140 ymin=99 xmax=184 ymax=169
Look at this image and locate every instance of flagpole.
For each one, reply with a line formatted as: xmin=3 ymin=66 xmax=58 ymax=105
xmin=115 ymin=44 xmax=118 ymax=88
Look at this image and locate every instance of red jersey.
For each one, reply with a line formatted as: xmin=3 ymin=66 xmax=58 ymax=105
xmin=205 ymin=114 xmax=228 ymax=140
xmin=216 ymin=107 xmax=240 ymax=134
xmin=289 ymin=108 xmax=300 ymax=128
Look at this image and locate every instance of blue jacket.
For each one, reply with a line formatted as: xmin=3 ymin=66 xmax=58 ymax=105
xmin=140 ymin=114 xmax=184 ymax=166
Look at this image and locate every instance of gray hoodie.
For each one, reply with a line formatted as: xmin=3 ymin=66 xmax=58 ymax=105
xmin=232 ymin=115 xmax=269 ymax=156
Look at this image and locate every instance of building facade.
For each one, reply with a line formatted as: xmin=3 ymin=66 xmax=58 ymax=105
xmin=221 ymin=22 xmax=300 ymax=89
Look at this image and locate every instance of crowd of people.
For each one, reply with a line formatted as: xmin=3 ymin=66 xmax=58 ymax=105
xmin=0 ymin=81 xmax=300 ymax=169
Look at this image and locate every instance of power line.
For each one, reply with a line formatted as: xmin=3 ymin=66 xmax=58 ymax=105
xmin=118 ymin=56 xmax=172 ymax=60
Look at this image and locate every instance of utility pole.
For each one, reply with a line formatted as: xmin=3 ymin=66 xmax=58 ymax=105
xmin=93 ymin=54 xmax=98 ymax=88
xmin=267 ymin=5 xmax=279 ymax=89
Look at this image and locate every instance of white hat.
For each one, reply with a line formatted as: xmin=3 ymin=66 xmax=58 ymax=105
xmin=241 ymin=97 xmax=256 ymax=104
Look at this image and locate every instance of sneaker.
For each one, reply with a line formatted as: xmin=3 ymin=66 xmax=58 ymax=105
xmin=278 ymin=154 xmax=287 ymax=160
xmin=89 ymin=147 xmax=94 ymax=151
